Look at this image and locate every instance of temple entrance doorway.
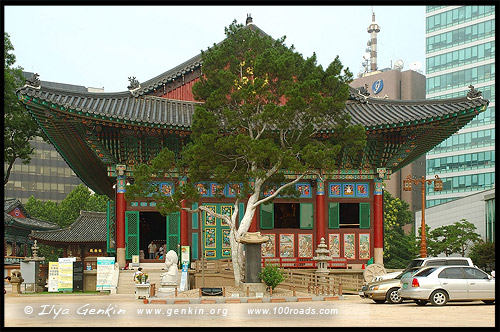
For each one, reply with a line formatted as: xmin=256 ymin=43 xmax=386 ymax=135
xmin=139 ymin=212 xmax=166 ymax=261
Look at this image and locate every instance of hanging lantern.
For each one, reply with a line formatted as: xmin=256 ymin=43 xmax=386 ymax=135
xmin=434 ymin=176 xmax=443 ymax=191
xmin=403 ymin=175 xmax=413 ymax=191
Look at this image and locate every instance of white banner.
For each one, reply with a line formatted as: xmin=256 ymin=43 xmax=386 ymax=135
xmin=96 ymin=257 xmax=115 ymax=290
xmin=48 ymin=262 xmax=59 ymax=292
xmin=180 ymin=261 xmax=189 ymax=291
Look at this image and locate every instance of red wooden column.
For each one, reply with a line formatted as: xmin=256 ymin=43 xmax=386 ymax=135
xmin=315 ymin=178 xmax=326 ymax=247
xmin=180 ymin=200 xmax=188 ymax=246
xmin=179 ymin=177 xmax=189 ymax=246
xmin=373 ymin=179 xmax=384 ymax=265
xmin=115 ymin=174 xmax=127 ymax=268
xmin=249 ymin=211 xmax=258 ymax=232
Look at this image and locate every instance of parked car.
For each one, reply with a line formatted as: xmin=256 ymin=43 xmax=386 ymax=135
xmin=372 ymin=257 xmax=475 ymax=282
xmin=398 ymin=265 xmax=495 ymax=306
xmin=361 ymin=268 xmax=422 ymax=304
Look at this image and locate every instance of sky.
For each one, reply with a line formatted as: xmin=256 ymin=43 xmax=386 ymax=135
xmin=4 ymin=5 xmax=426 ymax=92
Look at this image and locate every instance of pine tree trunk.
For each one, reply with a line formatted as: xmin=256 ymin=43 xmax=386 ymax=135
xmin=230 ymin=189 xmax=261 ymax=286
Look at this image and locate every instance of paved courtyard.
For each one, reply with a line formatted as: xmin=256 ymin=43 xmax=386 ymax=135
xmin=3 ymin=286 xmax=495 ymax=328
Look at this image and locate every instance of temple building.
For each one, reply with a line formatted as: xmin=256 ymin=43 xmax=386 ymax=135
xmin=16 ymin=19 xmax=489 ymax=269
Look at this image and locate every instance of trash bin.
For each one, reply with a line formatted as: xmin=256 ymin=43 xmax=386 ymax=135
xmin=150 ymin=283 xmax=156 ymax=297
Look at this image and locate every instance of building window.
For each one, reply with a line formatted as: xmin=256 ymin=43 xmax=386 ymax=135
xmin=328 ymin=202 xmax=370 ymax=229
xmin=274 ymin=203 xmax=300 ymax=228
xmin=260 ymin=203 xmax=314 ymax=229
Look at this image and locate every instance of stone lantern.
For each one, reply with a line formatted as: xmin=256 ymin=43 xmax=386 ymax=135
xmin=238 ymin=232 xmax=270 ymax=294
xmin=313 ymin=237 xmax=330 ymax=274
xmin=21 ymin=240 xmax=46 ymax=292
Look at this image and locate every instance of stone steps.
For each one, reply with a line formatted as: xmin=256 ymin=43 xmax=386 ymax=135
xmin=116 ymin=270 xmax=164 ymax=294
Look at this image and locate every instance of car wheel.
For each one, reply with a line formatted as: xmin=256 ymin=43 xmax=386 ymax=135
xmin=414 ymin=299 xmax=428 ymax=306
xmin=482 ymin=300 xmax=495 ymax=305
xmin=386 ymin=288 xmax=403 ymax=304
xmin=373 ymin=300 xmax=385 ymax=304
xmin=430 ymin=290 xmax=448 ymax=306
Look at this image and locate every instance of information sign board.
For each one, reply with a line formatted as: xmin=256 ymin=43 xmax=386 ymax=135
xmin=48 ymin=262 xmax=59 ymax=292
xmin=58 ymin=257 xmax=76 ymax=291
xmin=96 ymin=257 xmax=115 ymax=290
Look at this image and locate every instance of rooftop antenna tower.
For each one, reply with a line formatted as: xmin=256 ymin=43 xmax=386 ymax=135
xmin=367 ymin=8 xmax=381 ymax=72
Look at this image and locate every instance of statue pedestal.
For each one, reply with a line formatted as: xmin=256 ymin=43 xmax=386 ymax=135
xmin=135 ymin=283 xmax=150 ymax=299
xmin=157 ymin=283 xmax=177 ymax=297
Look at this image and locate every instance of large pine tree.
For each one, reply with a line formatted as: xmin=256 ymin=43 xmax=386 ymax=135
xmin=127 ymin=21 xmax=366 ymax=284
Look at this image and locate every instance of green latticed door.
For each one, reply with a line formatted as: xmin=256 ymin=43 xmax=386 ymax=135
xmin=202 ymin=204 xmax=232 ymax=260
xmin=125 ymin=211 xmax=139 ymax=259
xmin=166 ymin=212 xmax=180 ymax=256
xmin=106 ymin=201 xmax=116 ymax=253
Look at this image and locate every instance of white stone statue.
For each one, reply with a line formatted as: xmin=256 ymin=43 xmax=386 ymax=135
xmin=160 ymin=250 xmax=179 ymax=286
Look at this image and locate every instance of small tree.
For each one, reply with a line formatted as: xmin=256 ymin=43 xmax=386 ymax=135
xmin=26 ymin=184 xmax=109 ymax=228
xmin=469 ymin=241 xmax=495 ymax=272
xmin=426 ymin=219 xmax=481 ymax=257
xmin=259 ymin=264 xmax=285 ymax=291
xmin=383 ymin=191 xmax=419 ymax=268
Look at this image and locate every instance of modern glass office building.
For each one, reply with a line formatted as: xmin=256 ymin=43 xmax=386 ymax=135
xmin=425 ymin=5 xmax=495 ymax=208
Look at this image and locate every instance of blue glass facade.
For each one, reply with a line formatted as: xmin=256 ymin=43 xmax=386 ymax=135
xmin=425 ymin=6 xmax=495 ymax=208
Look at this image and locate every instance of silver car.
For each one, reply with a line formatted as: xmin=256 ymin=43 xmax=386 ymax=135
xmin=362 ymin=267 xmax=422 ymax=304
xmin=399 ymin=265 xmax=495 ymax=306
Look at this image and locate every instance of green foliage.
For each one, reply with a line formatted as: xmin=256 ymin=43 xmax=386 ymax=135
xmin=4 ymin=32 xmax=45 ymax=185
xmin=38 ymin=243 xmax=64 ymax=263
xmin=427 ymin=219 xmax=482 ymax=257
xmin=25 ymin=184 xmax=109 ymax=228
xmin=468 ymin=241 xmax=495 ymax=272
xmin=259 ymin=264 xmax=285 ymax=290
xmin=383 ymin=191 xmax=419 ymax=268
xmin=188 ymin=21 xmax=364 ymax=188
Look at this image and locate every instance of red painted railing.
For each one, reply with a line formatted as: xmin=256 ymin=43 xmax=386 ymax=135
xmin=261 ymin=257 xmax=348 ymax=269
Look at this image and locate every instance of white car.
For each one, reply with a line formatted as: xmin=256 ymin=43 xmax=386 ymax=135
xmin=373 ymin=257 xmax=475 ymax=282
xmin=399 ymin=265 xmax=495 ymax=306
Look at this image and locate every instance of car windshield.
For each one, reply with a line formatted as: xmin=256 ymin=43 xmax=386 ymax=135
xmin=396 ymin=268 xmax=420 ymax=279
xmin=405 ymin=259 xmax=424 ymax=269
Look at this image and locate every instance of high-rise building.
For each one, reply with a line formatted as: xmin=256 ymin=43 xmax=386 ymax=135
xmin=3 ymin=72 xmax=105 ymax=203
xmin=425 ymin=5 xmax=495 ymax=208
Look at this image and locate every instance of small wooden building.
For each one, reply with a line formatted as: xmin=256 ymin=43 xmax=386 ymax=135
xmin=30 ymin=211 xmax=108 ymax=262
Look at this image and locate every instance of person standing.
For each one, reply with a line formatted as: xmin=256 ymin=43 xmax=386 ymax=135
xmin=148 ymin=241 xmax=157 ymax=259
xmin=133 ymin=267 xmax=144 ymax=283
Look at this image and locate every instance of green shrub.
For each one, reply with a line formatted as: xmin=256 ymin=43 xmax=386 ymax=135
xmin=259 ymin=264 xmax=285 ymax=290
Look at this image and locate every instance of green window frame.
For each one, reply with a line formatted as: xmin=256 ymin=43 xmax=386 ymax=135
xmin=328 ymin=202 xmax=340 ymax=229
xmin=300 ymin=203 xmax=314 ymax=229
xmin=359 ymin=203 xmax=371 ymax=229
xmin=260 ymin=203 xmax=274 ymax=229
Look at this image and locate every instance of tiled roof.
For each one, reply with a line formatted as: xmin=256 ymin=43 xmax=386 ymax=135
xmin=4 ymin=198 xmax=25 ymax=215
xmin=16 ymin=84 xmax=488 ymax=130
xmin=4 ymin=213 xmax=60 ymax=231
xmin=30 ymin=211 xmax=107 ymax=243
xmin=4 ymin=198 xmax=59 ymax=231
xmin=17 ymin=85 xmax=199 ymax=129
xmin=344 ymin=88 xmax=489 ymax=129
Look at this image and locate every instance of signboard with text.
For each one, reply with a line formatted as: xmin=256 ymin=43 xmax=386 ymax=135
xmin=57 ymin=257 xmax=76 ymax=291
xmin=96 ymin=257 xmax=115 ymax=290
xmin=48 ymin=262 xmax=59 ymax=292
